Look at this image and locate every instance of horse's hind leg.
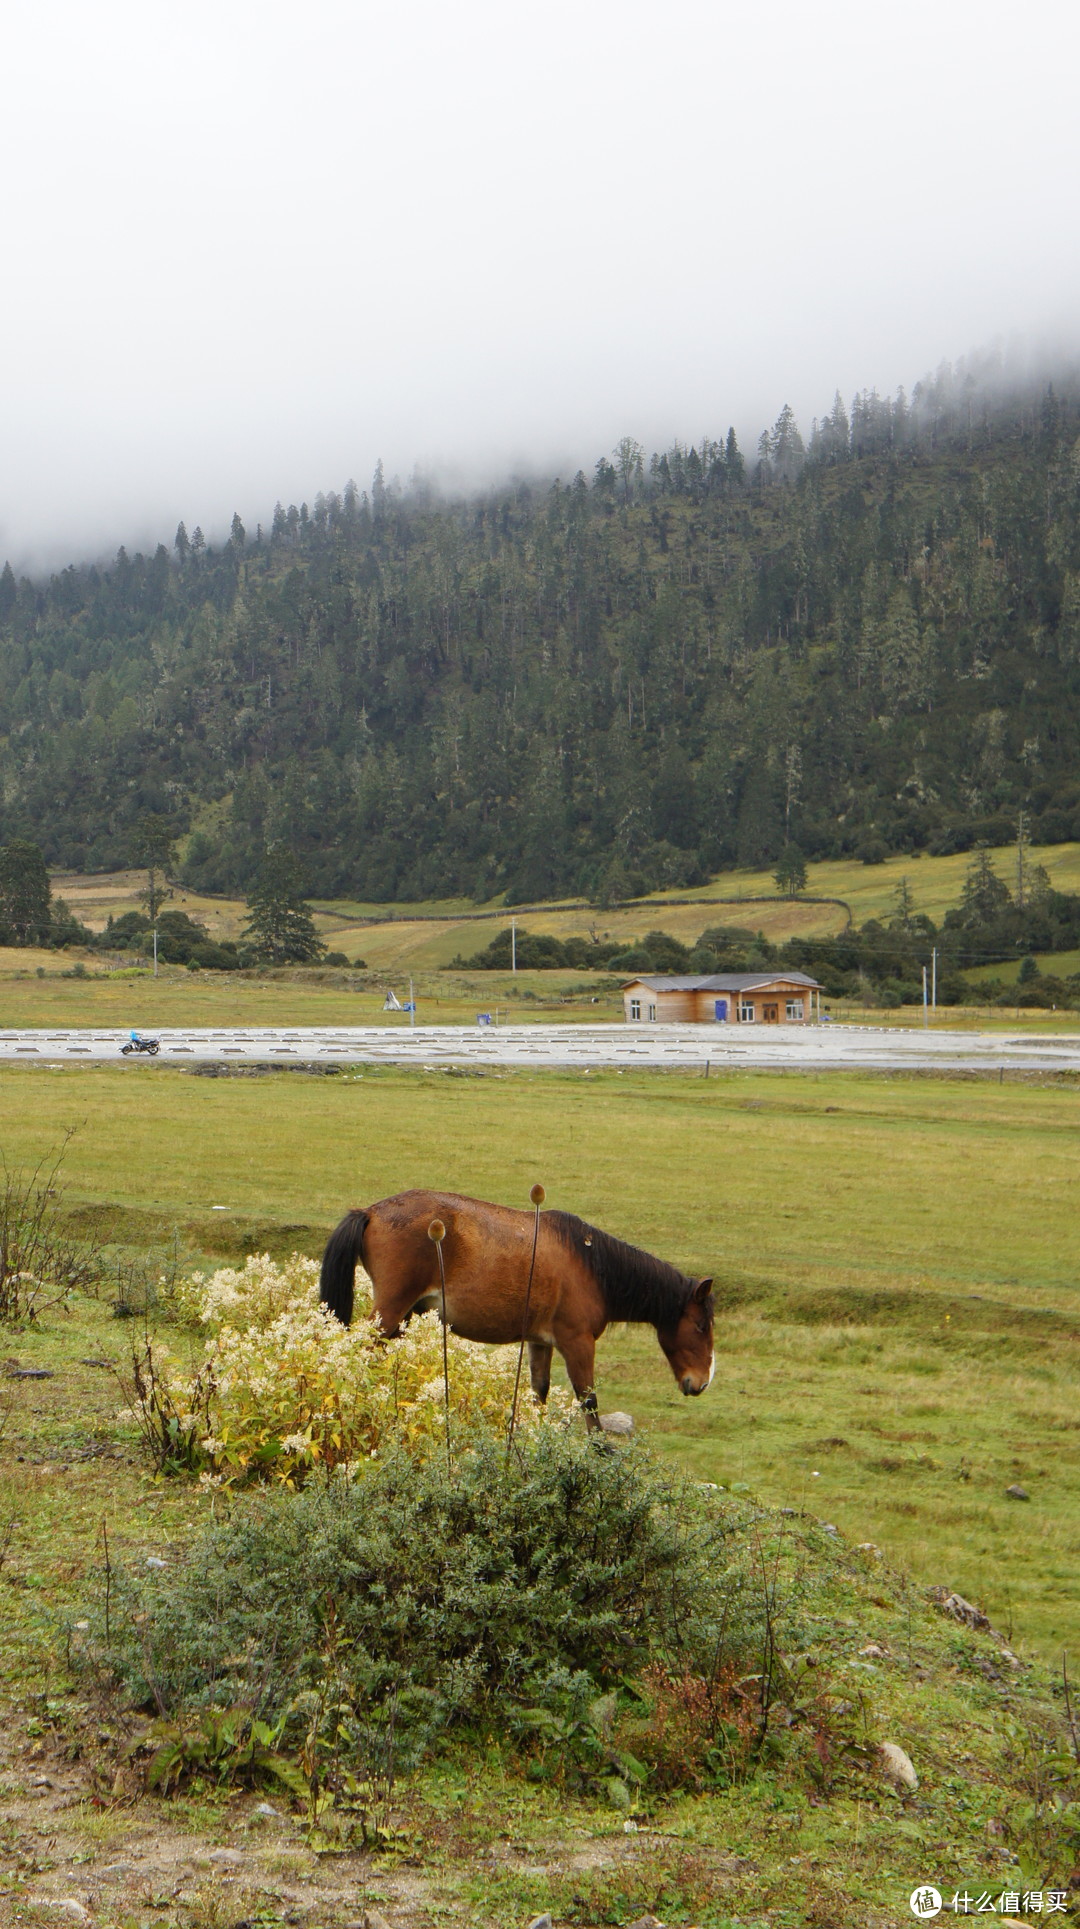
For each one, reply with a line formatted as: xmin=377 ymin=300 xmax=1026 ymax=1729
xmin=528 ymin=1340 xmax=554 ymax=1404
xmin=369 ymin=1271 xmax=437 ymax=1338
xmin=555 ymin=1331 xmax=600 ymax=1430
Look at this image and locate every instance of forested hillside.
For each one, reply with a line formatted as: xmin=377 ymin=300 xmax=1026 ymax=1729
xmin=5 ymin=357 xmax=1080 ymax=904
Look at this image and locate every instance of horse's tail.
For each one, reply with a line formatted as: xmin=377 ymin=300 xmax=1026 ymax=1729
xmin=320 ymin=1208 xmax=369 ymax=1325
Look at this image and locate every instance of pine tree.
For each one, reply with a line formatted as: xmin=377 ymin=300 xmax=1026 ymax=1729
xmin=613 ymin=437 xmax=644 ymax=500
xmin=242 ymin=849 xmax=326 ymax=964
xmin=132 ymin=814 xmax=175 ymax=921
xmin=960 ymin=846 xmax=1011 ymax=925
xmin=774 ymin=846 xmax=807 ymax=896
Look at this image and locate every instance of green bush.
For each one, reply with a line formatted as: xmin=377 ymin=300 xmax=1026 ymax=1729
xmin=95 ymin=1432 xmax=758 ymax=1763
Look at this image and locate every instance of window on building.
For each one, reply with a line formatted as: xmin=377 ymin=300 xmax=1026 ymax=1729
xmin=738 ymin=1001 xmax=755 ymax=1022
xmin=647 ymin=1003 xmax=657 ymax=1021
xmin=786 ymin=999 xmax=805 ymax=1020
xmin=630 ymin=998 xmax=641 ymax=1020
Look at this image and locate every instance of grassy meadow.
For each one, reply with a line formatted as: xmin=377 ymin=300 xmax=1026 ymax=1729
xmin=0 ymin=955 xmax=624 ymax=1029
xmin=49 ymin=838 xmax=1080 ymax=977
xmin=3 ymin=1057 xmax=1078 ymax=1659
xmin=3 ymin=1057 xmax=1080 ymax=1926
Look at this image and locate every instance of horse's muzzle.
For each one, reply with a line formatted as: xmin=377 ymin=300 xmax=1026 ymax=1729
xmin=681 ymin=1374 xmax=706 ymax=1396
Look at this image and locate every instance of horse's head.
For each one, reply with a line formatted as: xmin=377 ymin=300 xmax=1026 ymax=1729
xmin=659 ymin=1278 xmax=715 ymax=1395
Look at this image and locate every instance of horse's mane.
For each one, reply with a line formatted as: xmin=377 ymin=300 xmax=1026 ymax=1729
xmin=547 ymin=1211 xmax=693 ymax=1328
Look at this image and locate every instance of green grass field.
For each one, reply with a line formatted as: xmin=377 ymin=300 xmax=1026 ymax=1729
xmin=3 ymin=1058 xmax=1078 ymax=1658
xmin=9 ymin=954 xmax=1080 ymax=1033
xmin=0 ymin=952 xmax=630 ymax=1027
xmin=3 ymin=1059 xmax=1079 ymax=1925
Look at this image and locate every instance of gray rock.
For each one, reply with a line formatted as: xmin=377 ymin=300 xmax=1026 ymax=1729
xmin=929 ymin=1588 xmax=991 ymax=1630
xmin=627 ymin=1917 xmax=668 ymax=1929
xmin=526 ymin=1917 xmax=553 ymax=1929
xmin=1005 ymin=1484 xmax=1030 ymax=1501
xmin=599 ymin=1411 xmax=634 ymax=1436
xmin=145 ymin=1556 xmax=167 ymax=1569
xmin=29 ymin=1905 xmax=91 ymax=1924
xmin=878 ymin=1741 xmax=918 ymax=1790
xmin=250 ymin=1801 xmax=280 ymax=1820
xmin=200 ymin=1847 xmax=244 ymax=1869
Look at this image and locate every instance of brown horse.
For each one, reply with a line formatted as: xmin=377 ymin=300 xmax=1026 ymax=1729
xmin=319 ymin=1189 xmax=714 ymax=1422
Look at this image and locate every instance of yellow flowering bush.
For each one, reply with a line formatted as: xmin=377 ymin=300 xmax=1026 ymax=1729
xmin=131 ymin=1252 xmax=574 ymax=1485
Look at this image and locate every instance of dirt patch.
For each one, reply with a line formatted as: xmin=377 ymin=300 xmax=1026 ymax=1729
xmin=0 ymin=1746 xmax=688 ymax=1928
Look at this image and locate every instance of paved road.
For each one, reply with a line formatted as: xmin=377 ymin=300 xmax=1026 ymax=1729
xmin=1 ymin=1023 xmax=1079 ymax=1071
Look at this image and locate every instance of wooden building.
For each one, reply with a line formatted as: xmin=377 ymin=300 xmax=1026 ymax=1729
xmin=621 ymin=971 xmax=823 ymax=1025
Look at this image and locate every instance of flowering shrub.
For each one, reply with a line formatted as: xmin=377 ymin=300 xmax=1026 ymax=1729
xmin=129 ymin=1252 xmax=575 ymax=1484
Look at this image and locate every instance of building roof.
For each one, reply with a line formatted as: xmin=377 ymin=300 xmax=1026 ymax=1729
xmin=622 ymin=972 xmax=822 ymax=992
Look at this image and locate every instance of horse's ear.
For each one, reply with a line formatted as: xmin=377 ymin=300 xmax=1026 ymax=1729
xmin=693 ymin=1276 xmax=713 ymax=1303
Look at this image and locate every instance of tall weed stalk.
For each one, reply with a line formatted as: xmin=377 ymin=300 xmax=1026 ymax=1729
xmin=0 ymin=1130 xmax=104 ymax=1322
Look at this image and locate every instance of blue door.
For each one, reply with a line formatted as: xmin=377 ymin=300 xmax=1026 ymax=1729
xmin=714 ymin=998 xmax=728 ymax=1022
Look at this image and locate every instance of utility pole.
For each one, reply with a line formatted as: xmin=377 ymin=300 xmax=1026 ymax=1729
xmin=922 ymin=964 xmax=928 ymax=1028
xmin=511 ymin=920 xmax=517 ymax=974
xmin=153 ymin=928 xmax=158 ymax=978
xmin=931 ymin=946 xmax=937 ymax=1014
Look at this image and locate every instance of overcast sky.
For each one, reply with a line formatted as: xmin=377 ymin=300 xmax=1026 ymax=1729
xmin=2 ymin=0 xmax=1078 ymax=565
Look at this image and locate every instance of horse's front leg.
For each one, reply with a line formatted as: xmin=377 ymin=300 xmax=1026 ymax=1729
xmin=528 ymin=1340 xmax=554 ymax=1404
xmin=556 ymin=1331 xmax=600 ymax=1431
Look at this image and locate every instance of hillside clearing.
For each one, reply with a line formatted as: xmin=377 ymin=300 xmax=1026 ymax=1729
xmin=46 ymin=840 xmax=1080 ymax=976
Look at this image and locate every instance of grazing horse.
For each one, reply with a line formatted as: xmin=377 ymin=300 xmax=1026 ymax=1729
xmin=319 ymin=1189 xmax=714 ymax=1422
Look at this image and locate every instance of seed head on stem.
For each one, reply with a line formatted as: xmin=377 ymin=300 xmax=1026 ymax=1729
xmin=427 ymin=1220 xmax=451 ymax=1471
xmin=507 ymin=1182 xmax=546 ymax=1458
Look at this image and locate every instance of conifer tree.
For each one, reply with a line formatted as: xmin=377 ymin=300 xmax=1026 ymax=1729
xmin=0 ymin=560 xmax=17 ymax=620
xmin=960 ymin=847 xmax=1011 ymax=925
xmin=241 ymin=849 xmax=326 ymax=965
xmin=132 ymin=814 xmax=175 ymax=921
xmin=774 ymin=846 xmax=807 ymax=896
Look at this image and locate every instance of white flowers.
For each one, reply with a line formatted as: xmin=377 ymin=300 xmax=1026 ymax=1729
xmin=174 ymin=1251 xmax=325 ymax=1330
xmin=141 ymin=1253 xmax=574 ymax=1487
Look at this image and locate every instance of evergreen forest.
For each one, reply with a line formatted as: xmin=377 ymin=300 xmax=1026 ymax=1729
xmin=5 ymin=354 xmax=1080 ymax=906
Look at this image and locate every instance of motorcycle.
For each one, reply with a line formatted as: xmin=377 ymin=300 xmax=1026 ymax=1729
xmin=121 ymin=1036 xmax=160 ymax=1056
